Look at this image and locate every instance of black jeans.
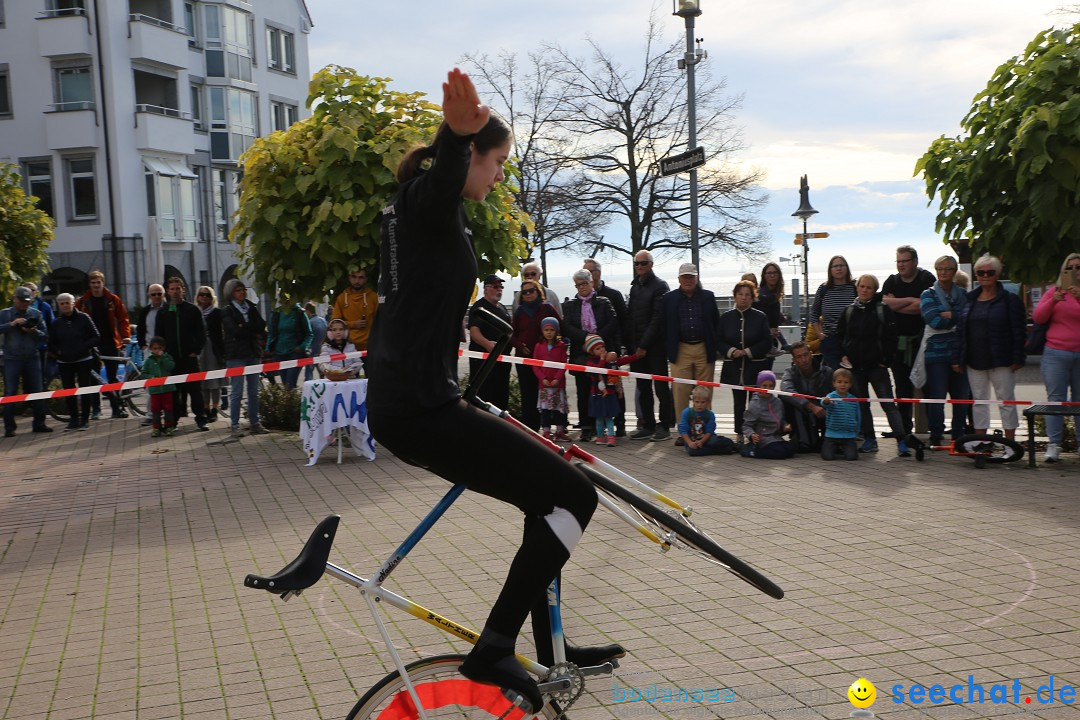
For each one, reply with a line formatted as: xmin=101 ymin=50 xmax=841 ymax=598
xmin=516 ymin=363 xmax=540 ymax=430
xmin=631 ymin=349 xmax=674 ymax=430
xmin=171 ymin=355 xmax=206 ymax=423
xmin=370 ymin=399 xmax=596 ymax=639
xmin=59 ymin=359 xmax=94 ymax=425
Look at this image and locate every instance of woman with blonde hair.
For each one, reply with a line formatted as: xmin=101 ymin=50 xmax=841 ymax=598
xmin=952 ymin=255 xmax=1026 ymax=440
xmin=195 ymin=285 xmax=226 ymax=421
xmin=1031 ymin=252 xmax=1080 ymax=461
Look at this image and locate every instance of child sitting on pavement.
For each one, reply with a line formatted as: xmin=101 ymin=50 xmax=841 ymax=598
xmin=678 ymin=385 xmax=737 ymax=456
xmin=821 ymin=367 xmax=861 ymax=461
xmin=740 ymin=370 xmax=797 ymax=459
xmin=141 ymin=336 xmax=177 ymax=437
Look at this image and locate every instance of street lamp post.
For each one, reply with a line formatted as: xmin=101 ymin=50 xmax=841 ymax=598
xmin=791 ymin=175 xmax=818 ymax=329
xmin=673 ymin=0 xmax=706 ymax=269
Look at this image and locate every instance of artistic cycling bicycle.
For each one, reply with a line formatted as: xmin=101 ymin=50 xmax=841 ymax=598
xmin=905 ymin=430 xmax=1024 ymax=468
xmin=245 ymin=310 xmax=783 ymax=719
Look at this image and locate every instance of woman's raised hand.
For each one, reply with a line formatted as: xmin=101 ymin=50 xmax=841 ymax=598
xmin=442 ymin=68 xmax=489 ymax=137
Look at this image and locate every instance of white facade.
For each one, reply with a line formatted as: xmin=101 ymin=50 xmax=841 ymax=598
xmin=0 ymin=0 xmax=312 ymax=306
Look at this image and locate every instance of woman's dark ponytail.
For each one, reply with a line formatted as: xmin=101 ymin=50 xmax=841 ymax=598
xmin=395 ymin=115 xmax=512 ymax=184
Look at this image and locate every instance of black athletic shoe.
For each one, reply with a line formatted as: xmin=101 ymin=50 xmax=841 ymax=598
xmin=459 ymin=654 xmax=542 ymax=714
xmin=629 ymin=428 xmax=653 ymax=440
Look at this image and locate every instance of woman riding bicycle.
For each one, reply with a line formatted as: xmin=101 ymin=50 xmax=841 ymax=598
xmin=366 ymin=69 xmax=618 ymax=713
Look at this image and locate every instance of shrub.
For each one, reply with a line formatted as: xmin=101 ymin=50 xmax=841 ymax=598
xmin=258 ymin=383 xmax=301 ymax=430
xmin=459 ymin=371 xmax=522 ymax=417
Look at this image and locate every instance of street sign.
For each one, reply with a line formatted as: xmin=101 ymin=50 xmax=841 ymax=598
xmin=794 ymin=232 xmax=829 ymax=245
xmin=659 ymin=147 xmax=706 ymax=177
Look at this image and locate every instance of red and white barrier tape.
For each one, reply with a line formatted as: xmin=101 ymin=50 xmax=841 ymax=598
xmin=2 ymin=348 xmax=1077 ymax=409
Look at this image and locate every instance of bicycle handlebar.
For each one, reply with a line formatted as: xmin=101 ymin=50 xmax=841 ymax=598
xmin=463 ymin=307 xmax=512 ymax=405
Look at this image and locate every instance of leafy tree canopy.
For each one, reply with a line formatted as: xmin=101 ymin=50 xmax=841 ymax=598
xmin=916 ymin=22 xmax=1080 ymax=285
xmin=231 ymin=65 xmax=533 ymax=303
xmin=0 ymin=164 xmax=53 ymax=305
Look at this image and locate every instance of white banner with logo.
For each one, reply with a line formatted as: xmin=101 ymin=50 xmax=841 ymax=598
xmin=300 ymin=379 xmax=376 ymax=464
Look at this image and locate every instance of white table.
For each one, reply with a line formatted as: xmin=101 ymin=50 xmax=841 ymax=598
xmin=300 ymin=379 xmax=376 ymax=465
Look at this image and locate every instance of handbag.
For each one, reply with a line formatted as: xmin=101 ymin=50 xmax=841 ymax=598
xmin=1025 ymin=322 xmax=1048 ymax=355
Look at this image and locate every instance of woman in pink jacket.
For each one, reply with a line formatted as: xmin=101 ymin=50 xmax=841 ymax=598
xmin=1033 ymin=252 xmax=1080 ymax=463
xmin=533 ymin=316 xmax=569 ymax=440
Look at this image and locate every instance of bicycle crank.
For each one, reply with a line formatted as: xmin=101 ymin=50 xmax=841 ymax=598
xmin=540 ymin=662 xmax=585 ymax=719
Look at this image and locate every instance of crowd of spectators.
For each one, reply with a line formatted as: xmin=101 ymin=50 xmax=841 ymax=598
xmin=3 ymin=247 xmax=1076 ymax=464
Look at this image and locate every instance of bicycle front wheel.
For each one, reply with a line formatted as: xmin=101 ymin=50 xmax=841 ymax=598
xmin=955 ymin=434 xmax=1024 ymax=464
xmin=347 ymin=655 xmax=558 ymax=720
xmin=578 ymin=464 xmax=785 ymax=600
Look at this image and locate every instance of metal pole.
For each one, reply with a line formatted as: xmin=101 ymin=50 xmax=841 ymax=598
xmin=802 ymin=219 xmax=810 ymax=329
xmin=685 ymin=15 xmax=700 ymax=269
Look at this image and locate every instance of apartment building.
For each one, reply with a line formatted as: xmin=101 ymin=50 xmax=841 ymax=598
xmin=0 ymin=0 xmax=312 ymax=306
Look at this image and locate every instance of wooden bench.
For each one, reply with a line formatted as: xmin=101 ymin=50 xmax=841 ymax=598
xmin=1023 ymin=404 xmax=1080 ymax=467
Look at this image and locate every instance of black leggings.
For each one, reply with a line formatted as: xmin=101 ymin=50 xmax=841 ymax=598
xmin=369 ymin=398 xmax=597 ymax=639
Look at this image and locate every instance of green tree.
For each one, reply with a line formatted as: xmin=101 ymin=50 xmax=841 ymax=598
xmin=0 ymin=163 xmax=53 ymax=304
xmin=231 ymin=66 xmax=533 ymax=302
xmin=916 ymin=23 xmax=1080 ymax=285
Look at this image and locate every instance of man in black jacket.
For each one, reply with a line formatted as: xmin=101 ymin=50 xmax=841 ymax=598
xmin=584 ymin=258 xmax=627 ymax=436
xmin=159 ymin=277 xmax=209 ymax=431
xmin=626 ymin=251 xmax=674 ymax=441
xmin=135 ymin=283 xmax=167 ymax=349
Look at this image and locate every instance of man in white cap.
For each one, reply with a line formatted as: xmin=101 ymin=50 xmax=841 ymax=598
xmin=661 ymin=263 xmax=720 ymax=443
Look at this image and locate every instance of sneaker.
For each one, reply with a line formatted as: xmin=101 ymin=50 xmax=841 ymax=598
xmin=928 ymin=435 xmax=943 ymax=447
xmin=859 ymin=439 xmax=879 ymax=454
xmin=579 ymin=431 xmax=594 ymax=442
xmin=90 ymin=409 xmax=101 ymax=421
xmin=629 ymin=428 xmax=653 ymax=440
xmin=78 ymin=422 xmax=89 ymax=431
xmin=248 ymin=423 xmax=270 ymax=435
xmin=66 ymin=422 xmax=80 ymax=432
xmin=32 ymin=426 xmax=53 ymax=434
xmin=151 ymin=429 xmax=162 ymax=437
xmin=231 ymin=426 xmax=245 ymax=438
xmin=140 ymin=417 xmax=153 ymax=427
xmin=615 ymin=428 xmax=626 ymax=438
xmin=1045 ymin=444 xmax=1061 ymax=463
xmin=674 ymin=437 xmax=685 ymax=447
xmin=607 ymin=436 xmax=617 ymax=447
xmin=554 ymin=429 xmax=571 ymax=442
xmin=897 ymin=440 xmax=911 ymax=457
xmin=164 ymin=427 xmax=175 ymax=437
xmin=651 ymin=427 xmax=671 ymax=442
xmin=112 ymin=408 xmax=129 ymax=419
xmin=541 ymin=429 xmax=553 ymax=440
xmin=594 ymin=436 xmax=607 ymax=445
xmin=196 ymin=422 xmax=209 ymax=432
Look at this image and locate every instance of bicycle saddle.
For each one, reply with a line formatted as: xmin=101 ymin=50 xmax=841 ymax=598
xmin=244 ymin=515 xmax=340 ymax=598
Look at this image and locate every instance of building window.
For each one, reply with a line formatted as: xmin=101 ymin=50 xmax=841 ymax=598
xmin=208 ymin=87 xmax=256 ymax=161
xmin=191 ymin=83 xmax=203 ymax=129
xmin=0 ymin=66 xmax=11 ymax=118
xmin=146 ymin=160 xmax=200 ymax=240
xmin=65 ymin=156 xmax=98 ymax=222
xmin=53 ymin=66 xmax=94 ymax=111
xmin=21 ymin=159 xmax=54 ymax=218
xmin=203 ymin=4 xmax=253 ymax=82
xmin=184 ymin=2 xmax=196 ymax=44
xmin=270 ymin=100 xmax=298 ymax=132
xmin=45 ymin=0 xmax=86 ymax=17
xmin=266 ymin=26 xmax=295 ymax=74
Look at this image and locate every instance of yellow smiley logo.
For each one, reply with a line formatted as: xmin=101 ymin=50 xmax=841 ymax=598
xmin=847 ymin=678 xmax=876 ymax=709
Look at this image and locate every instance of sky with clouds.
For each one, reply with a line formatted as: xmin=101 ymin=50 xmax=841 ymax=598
xmin=305 ymin=0 xmax=1072 ymax=302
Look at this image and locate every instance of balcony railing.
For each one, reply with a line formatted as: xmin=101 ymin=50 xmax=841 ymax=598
xmin=50 ymin=100 xmax=96 ymax=112
xmin=135 ymin=104 xmax=191 ymax=120
xmin=128 ymin=13 xmax=185 ymax=34
xmin=40 ymin=7 xmax=88 ymax=18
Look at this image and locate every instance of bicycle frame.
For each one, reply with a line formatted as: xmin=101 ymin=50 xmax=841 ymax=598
xmin=315 ymin=482 xmax=611 ymax=720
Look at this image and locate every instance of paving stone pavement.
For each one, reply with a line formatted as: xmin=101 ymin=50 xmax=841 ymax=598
xmin=0 ymin=404 xmax=1077 ymax=720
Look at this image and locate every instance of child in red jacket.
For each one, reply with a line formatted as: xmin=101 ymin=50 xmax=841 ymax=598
xmin=532 ymin=317 xmax=569 ymax=441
